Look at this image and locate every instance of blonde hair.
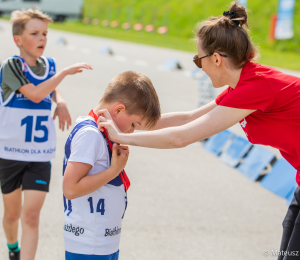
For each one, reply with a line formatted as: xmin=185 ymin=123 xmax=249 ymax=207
xmin=10 ymin=8 xmax=53 ymax=36
xmin=195 ymin=1 xmax=259 ymax=68
xmin=101 ymin=71 xmax=161 ymax=129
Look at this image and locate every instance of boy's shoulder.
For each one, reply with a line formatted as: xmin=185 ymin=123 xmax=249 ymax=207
xmin=1 ymin=56 xmax=22 ymax=72
xmin=1 ymin=57 xmax=30 ymax=93
xmin=67 ymin=118 xmax=108 ymax=162
xmin=74 ymin=117 xmax=99 ymax=131
xmin=71 ymin=118 xmax=105 ymax=145
xmin=1 ymin=56 xmax=47 ymax=72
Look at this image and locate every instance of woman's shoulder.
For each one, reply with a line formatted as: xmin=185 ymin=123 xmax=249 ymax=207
xmin=241 ymin=62 xmax=297 ymax=82
xmin=238 ymin=62 xmax=286 ymax=92
xmin=241 ymin=62 xmax=300 ymax=94
xmin=242 ymin=62 xmax=273 ymax=78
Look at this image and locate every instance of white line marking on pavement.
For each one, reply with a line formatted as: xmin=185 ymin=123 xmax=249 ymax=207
xmin=66 ymin=45 xmax=77 ymax=51
xmin=81 ymin=47 xmax=91 ymax=54
xmin=183 ymin=70 xmax=192 ymax=77
xmin=134 ymin=60 xmax=148 ymax=67
xmin=114 ymin=55 xmax=128 ymax=62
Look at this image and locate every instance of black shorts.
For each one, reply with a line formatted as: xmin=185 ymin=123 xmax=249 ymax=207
xmin=0 ymin=158 xmax=51 ymax=194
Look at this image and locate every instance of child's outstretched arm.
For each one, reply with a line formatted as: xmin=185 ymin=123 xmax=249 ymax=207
xmin=18 ymin=62 xmax=92 ymax=103
xmin=52 ymin=89 xmax=71 ymax=131
xmin=63 ymin=144 xmax=129 ymax=200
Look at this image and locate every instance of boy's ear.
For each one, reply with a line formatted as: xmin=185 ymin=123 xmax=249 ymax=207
xmin=112 ymin=104 xmax=126 ymax=117
xmin=13 ymin=35 xmax=22 ymax=47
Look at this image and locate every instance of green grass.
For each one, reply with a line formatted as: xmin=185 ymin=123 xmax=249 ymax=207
xmin=82 ymin=0 xmax=300 ymax=51
xmin=50 ymin=21 xmax=196 ymax=52
xmin=49 ymin=20 xmax=300 ymax=71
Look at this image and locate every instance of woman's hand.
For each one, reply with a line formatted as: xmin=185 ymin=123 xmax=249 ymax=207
xmin=96 ymin=109 xmax=123 ymax=143
xmin=53 ymin=101 xmax=72 ymax=131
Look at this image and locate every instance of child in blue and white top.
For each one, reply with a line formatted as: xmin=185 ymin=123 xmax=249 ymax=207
xmin=0 ymin=9 xmax=92 ymax=260
xmin=63 ymin=71 xmax=161 ymax=260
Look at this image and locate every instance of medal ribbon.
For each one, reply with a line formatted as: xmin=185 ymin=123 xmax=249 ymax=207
xmin=88 ymin=110 xmax=130 ymax=191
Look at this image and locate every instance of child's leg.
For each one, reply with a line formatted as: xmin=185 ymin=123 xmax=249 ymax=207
xmin=2 ymin=187 xmax=22 ymax=244
xmin=0 ymin=158 xmax=26 ymax=256
xmin=20 ymin=190 xmax=47 ymax=260
xmin=19 ymin=161 xmax=51 ymax=259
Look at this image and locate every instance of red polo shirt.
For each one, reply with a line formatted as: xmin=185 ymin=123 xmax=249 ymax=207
xmin=215 ymin=62 xmax=300 ymax=187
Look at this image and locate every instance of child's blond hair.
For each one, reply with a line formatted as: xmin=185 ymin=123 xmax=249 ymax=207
xmin=10 ymin=8 xmax=53 ymax=36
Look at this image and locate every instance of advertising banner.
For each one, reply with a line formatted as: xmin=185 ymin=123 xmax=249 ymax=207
xmin=275 ymin=0 xmax=296 ymax=39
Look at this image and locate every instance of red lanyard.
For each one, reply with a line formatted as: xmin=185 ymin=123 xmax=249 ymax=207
xmin=88 ymin=110 xmax=130 ymax=192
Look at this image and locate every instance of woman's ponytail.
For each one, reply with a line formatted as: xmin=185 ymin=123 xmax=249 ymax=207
xmin=195 ymin=1 xmax=259 ymax=68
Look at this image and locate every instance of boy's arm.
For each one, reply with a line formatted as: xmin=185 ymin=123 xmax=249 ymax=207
xmin=19 ymin=62 xmax=92 ymax=103
xmin=136 ymin=100 xmax=217 ymax=130
xmin=63 ymin=144 xmax=129 ymax=200
xmin=52 ymin=89 xmax=71 ymax=131
xmin=52 ymin=88 xmax=65 ymax=104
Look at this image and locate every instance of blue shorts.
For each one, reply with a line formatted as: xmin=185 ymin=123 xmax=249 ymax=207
xmin=65 ymin=250 xmax=119 ymax=260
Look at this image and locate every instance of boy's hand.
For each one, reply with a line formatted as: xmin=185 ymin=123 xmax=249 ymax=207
xmin=110 ymin=144 xmax=129 ymax=174
xmin=53 ymin=101 xmax=72 ymax=131
xmin=63 ymin=62 xmax=92 ymax=75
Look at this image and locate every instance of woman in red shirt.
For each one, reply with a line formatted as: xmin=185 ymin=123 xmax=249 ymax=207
xmin=98 ymin=2 xmax=300 ymax=259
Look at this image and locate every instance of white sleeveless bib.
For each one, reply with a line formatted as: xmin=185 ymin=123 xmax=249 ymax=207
xmin=0 ymin=56 xmax=56 ymax=161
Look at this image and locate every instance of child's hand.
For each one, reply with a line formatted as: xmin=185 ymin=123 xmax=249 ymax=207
xmin=63 ymin=62 xmax=92 ymax=75
xmin=110 ymin=144 xmax=129 ymax=174
xmin=53 ymin=101 xmax=72 ymax=131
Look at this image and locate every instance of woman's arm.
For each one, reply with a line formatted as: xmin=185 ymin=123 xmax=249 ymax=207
xmin=137 ymin=100 xmax=217 ymax=130
xmin=98 ymin=106 xmax=255 ymax=149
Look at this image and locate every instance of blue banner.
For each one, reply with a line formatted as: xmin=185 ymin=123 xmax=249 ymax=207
xmin=238 ymin=0 xmax=247 ymax=7
xmin=275 ymin=0 xmax=296 ymax=39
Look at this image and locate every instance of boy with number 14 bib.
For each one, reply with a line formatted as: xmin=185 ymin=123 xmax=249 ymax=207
xmin=62 ymin=71 xmax=161 ymax=259
xmin=0 ymin=9 xmax=91 ymax=260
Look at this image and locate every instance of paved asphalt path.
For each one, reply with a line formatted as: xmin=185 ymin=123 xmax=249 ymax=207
xmin=0 ymin=20 xmax=299 ymax=260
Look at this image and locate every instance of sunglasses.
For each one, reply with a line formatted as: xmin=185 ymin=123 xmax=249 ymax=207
xmin=193 ymin=53 xmax=228 ymax=68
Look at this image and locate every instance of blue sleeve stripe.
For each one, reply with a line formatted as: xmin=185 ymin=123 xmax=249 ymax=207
xmin=67 ymin=200 xmax=72 ymax=216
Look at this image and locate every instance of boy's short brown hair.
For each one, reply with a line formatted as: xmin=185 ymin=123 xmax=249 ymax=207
xmin=101 ymin=71 xmax=161 ymax=129
xmin=10 ymin=8 xmax=53 ymax=36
